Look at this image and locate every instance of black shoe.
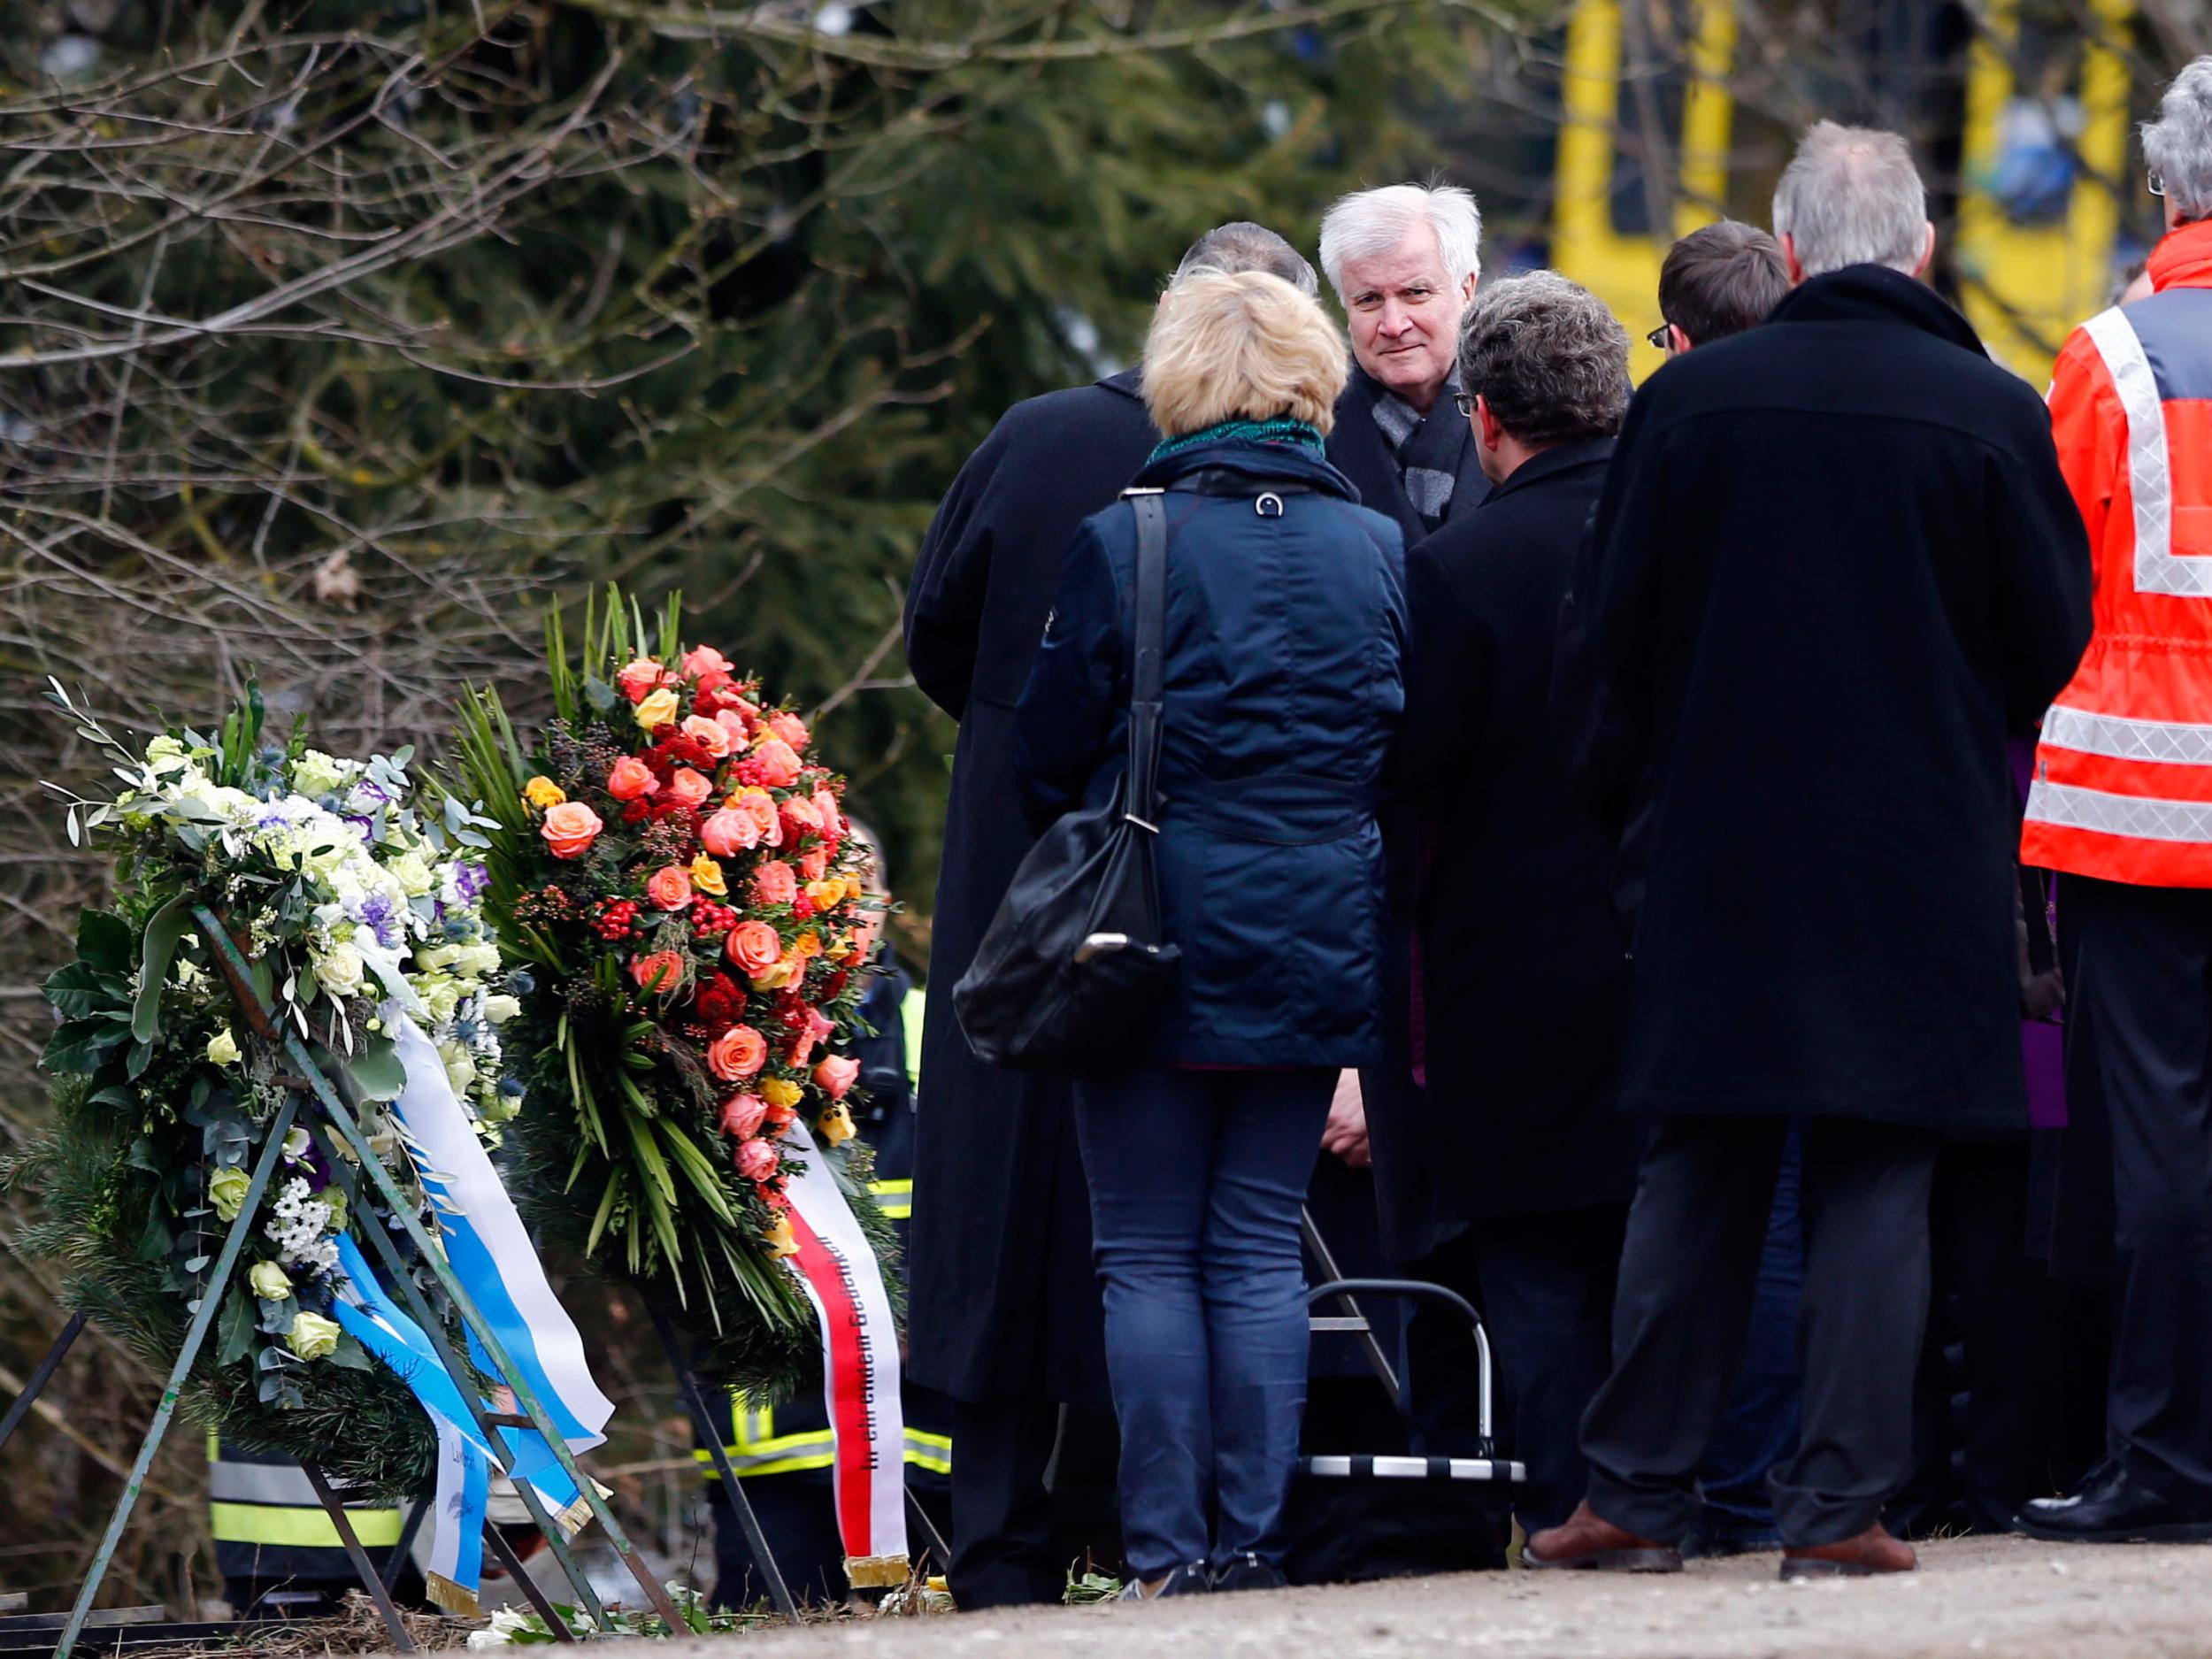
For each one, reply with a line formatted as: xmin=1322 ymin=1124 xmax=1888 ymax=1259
xmin=2014 ymin=1476 xmax=2212 ymax=1544
xmin=1210 ymin=1552 xmax=1286 ymax=1593
xmin=1118 ymin=1561 xmax=1211 ymax=1600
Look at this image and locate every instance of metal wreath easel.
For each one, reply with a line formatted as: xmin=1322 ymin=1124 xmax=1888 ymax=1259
xmin=0 ymin=906 xmax=779 ymax=1655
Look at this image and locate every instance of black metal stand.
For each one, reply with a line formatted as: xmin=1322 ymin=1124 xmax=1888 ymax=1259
xmin=480 ymin=1521 xmax=577 ymax=1642
xmin=300 ymin=1463 xmax=417 ymax=1653
xmin=646 ymin=1305 xmax=802 ymax=1624
xmin=0 ymin=1312 xmax=84 ymax=1460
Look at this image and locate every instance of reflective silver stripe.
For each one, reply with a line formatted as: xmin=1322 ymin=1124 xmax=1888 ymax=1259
xmin=2023 ymin=777 xmax=2212 ymax=842
xmin=2039 ymin=704 xmax=2212 ymax=766
xmin=2079 ymin=307 xmax=2212 ymax=598
xmin=208 ymin=1458 xmax=326 ymax=1509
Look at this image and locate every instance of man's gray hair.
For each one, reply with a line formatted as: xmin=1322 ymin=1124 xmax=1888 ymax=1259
xmin=1172 ymin=222 xmax=1317 ymax=296
xmin=2145 ymin=57 xmax=2212 ymax=223
xmin=1317 ymin=182 xmax=1481 ymax=303
xmin=1770 ymin=122 xmax=1927 ymax=277
xmin=1455 ymin=271 xmax=1630 ymax=449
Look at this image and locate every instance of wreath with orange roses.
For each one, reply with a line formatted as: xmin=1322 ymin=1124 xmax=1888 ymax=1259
xmin=453 ymin=590 xmax=895 ymax=1394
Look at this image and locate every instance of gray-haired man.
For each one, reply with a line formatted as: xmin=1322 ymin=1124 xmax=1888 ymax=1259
xmin=1529 ymin=123 xmax=2091 ymax=1579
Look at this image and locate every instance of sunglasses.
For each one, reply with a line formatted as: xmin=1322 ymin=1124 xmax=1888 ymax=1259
xmin=1647 ymin=323 xmax=1673 ymax=350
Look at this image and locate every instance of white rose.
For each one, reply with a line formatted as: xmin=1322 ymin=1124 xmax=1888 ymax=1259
xmin=481 ymin=995 xmax=522 ymax=1025
xmin=423 ymin=980 xmax=463 ymax=1025
xmin=317 ymin=942 xmax=365 ymax=997
xmin=457 ymin=943 xmax=502 ymax=979
xmin=292 ymin=750 xmax=349 ymax=798
xmin=391 ymin=852 xmax=435 ymax=897
xmin=415 ymin=943 xmax=462 ymax=972
xmin=204 ymin=1026 xmax=241 ymax=1066
xmin=438 ymin=1039 xmax=477 ymax=1095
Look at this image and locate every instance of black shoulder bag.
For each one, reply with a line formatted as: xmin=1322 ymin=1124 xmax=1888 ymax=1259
xmin=952 ymin=488 xmax=1182 ymax=1071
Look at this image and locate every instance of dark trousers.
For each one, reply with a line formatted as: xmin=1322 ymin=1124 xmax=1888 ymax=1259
xmin=1072 ymin=1065 xmax=1335 ymax=1575
xmin=1405 ymin=1205 xmax=1629 ymax=1533
xmin=2065 ymin=876 xmax=2212 ymax=1506
xmin=947 ymin=1394 xmax=1062 ymax=1609
xmin=1581 ymin=1114 xmax=1938 ymax=1547
xmin=1691 ymin=1125 xmax=1804 ymax=1550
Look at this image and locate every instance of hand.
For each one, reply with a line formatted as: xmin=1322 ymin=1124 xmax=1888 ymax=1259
xmin=1320 ymin=1069 xmax=1371 ymax=1170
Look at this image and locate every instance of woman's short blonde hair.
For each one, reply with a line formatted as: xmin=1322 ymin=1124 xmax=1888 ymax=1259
xmin=1141 ymin=270 xmax=1348 ymax=438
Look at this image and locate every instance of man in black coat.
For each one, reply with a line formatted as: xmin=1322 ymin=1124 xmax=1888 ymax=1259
xmin=1317 ymin=181 xmax=1489 ymax=546
xmin=1384 ymin=273 xmax=1644 ymax=1536
xmin=1528 ymin=124 xmax=2092 ymax=1580
xmin=902 ymin=220 xmax=1320 ymax=1609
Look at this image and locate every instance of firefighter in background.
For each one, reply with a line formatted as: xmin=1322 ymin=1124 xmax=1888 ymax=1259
xmin=208 ymin=1434 xmax=426 ymax=1617
xmin=700 ymin=822 xmax=955 ymax=1606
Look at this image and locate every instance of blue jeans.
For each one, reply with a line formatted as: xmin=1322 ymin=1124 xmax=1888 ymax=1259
xmin=1071 ymin=1066 xmax=1334 ymax=1576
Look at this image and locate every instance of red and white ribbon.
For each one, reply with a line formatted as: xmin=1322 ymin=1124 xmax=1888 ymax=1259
xmin=776 ymin=1120 xmax=908 ymax=1587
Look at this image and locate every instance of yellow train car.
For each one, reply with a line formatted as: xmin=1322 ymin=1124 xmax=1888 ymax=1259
xmin=1543 ymin=0 xmax=2144 ymax=386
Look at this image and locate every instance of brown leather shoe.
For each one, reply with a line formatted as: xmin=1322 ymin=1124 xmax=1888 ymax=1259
xmin=1524 ymin=1502 xmax=1683 ymax=1572
xmin=1778 ymin=1523 xmax=1916 ymax=1580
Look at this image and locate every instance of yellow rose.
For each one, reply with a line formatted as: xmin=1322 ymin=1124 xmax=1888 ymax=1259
xmin=634 ymin=687 xmax=680 ymax=732
xmin=763 ymin=1215 xmax=798 ymax=1258
xmin=249 ymin=1261 xmax=293 ymax=1301
xmin=760 ymin=1078 xmax=803 ymax=1110
xmin=817 ymin=1102 xmax=856 ymax=1145
xmin=791 ymin=929 xmax=823 ymax=959
xmin=523 ymin=776 xmax=566 ymax=810
xmin=209 ymin=1166 xmax=251 ymax=1222
xmin=845 ymin=873 xmax=866 ymax=901
xmin=690 ymin=854 xmax=727 ymax=897
xmin=751 ymin=956 xmax=799 ymax=991
xmin=287 ymin=1310 xmax=342 ymax=1361
xmin=803 ymin=879 xmax=845 ymax=912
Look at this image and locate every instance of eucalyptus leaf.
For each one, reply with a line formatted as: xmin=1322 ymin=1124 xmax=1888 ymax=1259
xmin=346 ymin=1038 xmax=407 ymax=1102
xmin=132 ymin=895 xmax=191 ymax=1044
xmin=217 ymin=1289 xmax=257 ymax=1366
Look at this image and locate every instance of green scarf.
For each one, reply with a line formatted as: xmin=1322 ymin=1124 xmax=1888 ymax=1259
xmin=1147 ymin=416 xmax=1326 ymax=465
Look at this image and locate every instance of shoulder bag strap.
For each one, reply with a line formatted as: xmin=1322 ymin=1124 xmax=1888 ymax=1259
xmin=1123 ymin=489 xmax=1168 ymax=832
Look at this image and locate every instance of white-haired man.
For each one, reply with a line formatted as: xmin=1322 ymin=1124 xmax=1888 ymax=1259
xmin=1318 ymin=182 xmax=1489 ymax=542
xmin=2015 ymin=58 xmax=2212 ymax=1547
xmin=1529 ymin=123 xmax=2091 ymax=1578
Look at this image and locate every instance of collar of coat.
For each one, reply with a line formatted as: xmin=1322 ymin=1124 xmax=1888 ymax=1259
xmin=1131 ymin=434 xmax=1363 ymax=501
xmin=1767 ymin=263 xmax=1986 ymax=356
xmin=2149 ymin=218 xmax=2212 ymax=293
xmin=1096 ymin=365 xmax=1144 ymax=401
xmin=1481 ymin=435 xmax=1615 ymax=505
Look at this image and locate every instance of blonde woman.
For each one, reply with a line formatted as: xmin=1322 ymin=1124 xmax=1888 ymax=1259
xmin=1012 ymin=271 xmax=1409 ymax=1597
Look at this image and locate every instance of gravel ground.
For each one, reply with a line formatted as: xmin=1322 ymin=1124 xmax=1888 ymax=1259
xmin=641 ymin=1537 xmax=2212 ymax=1659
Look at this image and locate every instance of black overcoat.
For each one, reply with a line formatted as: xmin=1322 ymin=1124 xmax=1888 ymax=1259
xmin=900 ymin=369 xmax=1153 ymax=1405
xmin=1325 ymin=365 xmax=1489 ymax=546
xmin=1565 ymin=265 xmax=2093 ymax=1132
xmin=1377 ymin=441 xmax=1644 ymax=1260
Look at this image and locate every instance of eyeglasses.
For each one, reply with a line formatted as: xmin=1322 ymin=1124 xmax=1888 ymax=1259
xmin=1647 ymin=323 xmax=1673 ymax=350
xmin=2151 ymin=170 xmax=2167 ymax=198
xmin=1452 ymin=392 xmax=1475 ymax=418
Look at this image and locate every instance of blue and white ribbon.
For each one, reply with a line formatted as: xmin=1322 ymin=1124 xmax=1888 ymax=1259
xmin=326 ymin=1015 xmax=616 ymax=1613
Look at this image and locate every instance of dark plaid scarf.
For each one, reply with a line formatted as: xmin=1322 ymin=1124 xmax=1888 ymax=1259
xmin=1370 ymin=372 xmax=1464 ymax=534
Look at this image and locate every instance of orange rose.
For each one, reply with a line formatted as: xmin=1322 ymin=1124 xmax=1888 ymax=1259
xmin=540 ymin=801 xmax=603 ymax=860
xmin=768 ymin=710 xmax=810 ymax=750
xmin=814 ymin=1055 xmax=861 ymax=1100
xmin=708 ymin=1025 xmax=767 ymax=1081
xmin=646 ymin=864 xmax=693 ymax=910
xmin=702 ymin=808 xmax=759 ymax=858
xmin=803 ymin=879 xmax=844 ymax=914
xmin=726 ymin=920 xmax=782 ymax=979
xmin=753 ymin=860 xmax=798 ymax=908
xmin=615 ymin=657 xmax=666 ymax=703
xmin=630 ymin=949 xmax=687 ymax=995
xmin=752 ymin=737 xmax=802 ymax=789
xmin=681 ymin=644 xmax=733 ymax=681
xmin=731 ymin=789 xmax=780 ymax=847
xmin=665 ymin=768 xmax=712 ymax=811
xmin=798 ymin=848 xmax=831 ymax=882
xmin=719 ymin=1094 xmax=768 ymax=1139
xmin=607 ymin=757 xmax=658 ymax=801
xmin=681 ymin=714 xmax=732 ymax=761
xmin=811 ymin=787 xmax=842 ymax=841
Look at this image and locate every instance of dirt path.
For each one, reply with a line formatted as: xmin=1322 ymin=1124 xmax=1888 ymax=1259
xmin=655 ymin=1537 xmax=2212 ymax=1658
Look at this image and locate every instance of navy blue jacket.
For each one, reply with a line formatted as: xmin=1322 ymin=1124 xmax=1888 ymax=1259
xmin=1013 ymin=437 xmax=1409 ymax=1068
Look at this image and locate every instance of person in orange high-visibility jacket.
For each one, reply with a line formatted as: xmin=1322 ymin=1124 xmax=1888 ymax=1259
xmin=2016 ymin=57 xmax=2212 ymax=1547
